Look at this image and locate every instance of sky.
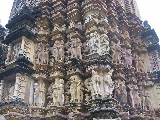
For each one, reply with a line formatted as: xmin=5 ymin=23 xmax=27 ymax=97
xmin=0 ymin=0 xmax=159 ymax=38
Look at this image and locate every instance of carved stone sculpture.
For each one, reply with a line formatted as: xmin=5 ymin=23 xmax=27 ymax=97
xmin=70 ymin=75 xmax=83 ymax=102
xmin=36 ymin=43 xmax=49 ymax=65
xmin=126 ymin=49 xmax=132 ymax=68
xmin=57 ymin=79 xmax=64 ymax=106
xmin=111 ymin=41 xmax=122 ymax=64
xmin=100 ymin=34 xmax=110 ymax=55
xmin=90 ymin=69 xmax=114 ymax=98
xmin=39 ymin=83 xmax=46 ymax=106
xmin=134 ymin=54 xmax=144 ymax=72
xmin=33 ymin=83 xmax=40 ymax=106
xmin=144 ymin=91 xmax=152 ymax=110
xmin=103 ymin=69 xmax=114 ymax=97
xmin=120 ymin=81 xmax=127 ymax=105
xmin=127 ymin=84 xmax=141 ymax=108
xmin=51 ymin=40 xmax=64 ymax=62
xmin=33 ymin=82 xmax=46 ymax=107
xmin=49 ymin=78 xmax=64 ymax=106
xmin=90 ymin=70 xmax=101 ymax=97
xmin=69 ymin=38 xmax=82 ymax=59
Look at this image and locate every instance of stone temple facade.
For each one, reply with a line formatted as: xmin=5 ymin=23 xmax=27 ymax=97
xmin=0 ymin=0 xmax=160 ymax=119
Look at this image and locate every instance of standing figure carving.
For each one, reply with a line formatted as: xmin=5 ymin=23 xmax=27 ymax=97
xmin=111 ymin=41 xmax=122 ymax=64
xmin=90 ymin=70 xmax=101 ymax=97
xmin=33 ymin=83 xmax=40 ymax=106
xmin=70 ymin=76 xmax=83 ymax=102
xmin=120 ymin=81 xmax=127 ymax=105
xmin=69 ymin=38 xmax=82 ymax=59
xmin=134 ymin=54 xmax=144 ymax=72
xmin=57 ymin=79 xmax=64 ymax=106
xmin=127 ymin=84 xmax=141 ymax=108
xmin=144 ymin=91 xmax=152 ymax=110
xmin=87 ymin=32 xmax=100 ymax=54
xmin=33 ymin=82 xmax=46 ymax=107
xmin=126 ymin=49 xmax=132 ymax=68
xmin=103 ymin=69 xmax=114 ymax=97
xmin=48 ymin=78 xmax=64 ymax=106
xmin=90 ymin=69 xmax=114 ymax=98
xmin=36 ymin=43 xmax=49 ymax=65
xmin=100 ymin=34 xmax=110 ymax=55
xmin=52 ymin=40 xmax=64 ymax=62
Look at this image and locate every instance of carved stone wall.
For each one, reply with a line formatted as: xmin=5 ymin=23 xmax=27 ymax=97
xmin=0 ymin=0 xmax=159 ymax=119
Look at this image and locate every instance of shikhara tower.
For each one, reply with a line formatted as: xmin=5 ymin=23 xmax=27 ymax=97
xmin=0 ymin=0 xmax=159 ymax=119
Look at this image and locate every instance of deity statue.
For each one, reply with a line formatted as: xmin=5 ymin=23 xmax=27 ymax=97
xmin=126 ymin=49 xmax=132 ymax=68
xmin=51 ymin=40 xmax=64 ymax=62
xmin=36 ymin=43 xmax=49 ymax=65
xmin=7 ymin=84 xmax=15 ymax=101
xmin=89 ymin=69 xmax=114 ymax=98
xmin=103 ymin=69 xmax=114 ymax=97
xmin=76 ymin=39 xmax=82 ymax=59
xmin=127 ymin=84 xmax=141 ymax=108
xmin=69 ymin=38 xmax=82 ymax=59
xmin=111 ymin=41 xmax=122 ymax=64
xmin=100 ymin=34 xmax=110 ymax=55
xmin=57 ymin=79 xmax=64 ymax=106
xmin=39 ymin=83 xmax=46 ymax=106
xmin=134 ymin=54 xmax=144 ymax=72
xmin=120 ymin=81 xmax=127 ymax=105
xmin=70 ymin=76 xmax=83 ymax=102
xmin=33 ymin=83 xmax=40 ymax=106
xmin=70 ymin=39 xmax=77 ymax=58
xmin=52 ymin=79 xmax=59 ymax=105
xmin=33 ymin=82 xmax=46 ymax=107
xmin=144 ymin=91 xmax=152 ymax=110
xmin=87 ymin=32 xmax=100 ymax=54
xmin=47 ymin=78 xmax=64 ymax=106
xmin=90 ymin=70 xmax=101 ymax=97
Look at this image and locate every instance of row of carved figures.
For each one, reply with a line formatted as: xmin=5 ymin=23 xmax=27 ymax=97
xmin=31 ymin=69 xmax=152 ymax=111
